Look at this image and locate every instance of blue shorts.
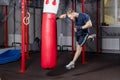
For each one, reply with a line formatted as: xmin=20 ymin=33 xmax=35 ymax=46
xmin=76 ymin=34 xmax=89 ymax=46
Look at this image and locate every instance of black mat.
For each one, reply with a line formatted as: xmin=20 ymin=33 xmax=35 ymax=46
xmin=0 ymin=52 xmax=120 ymax=80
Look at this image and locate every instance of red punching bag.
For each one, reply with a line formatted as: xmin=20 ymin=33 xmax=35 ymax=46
xmin=41 ymin=0 xmax=60 ymax=69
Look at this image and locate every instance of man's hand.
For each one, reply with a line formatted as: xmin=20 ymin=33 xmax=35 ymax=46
xmin=56 ymin=17 xmax=59 ymax=20
xmin=74 ymin=28 xmax=77 ymax=32
xmin=75 ymin=26 xmax=83 ymax=30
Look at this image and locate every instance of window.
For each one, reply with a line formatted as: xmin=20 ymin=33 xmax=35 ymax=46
xmin=118 ymin=0 xmax=120 ymax=23
xmin=101 ymin=0 xmax=120 ymax=26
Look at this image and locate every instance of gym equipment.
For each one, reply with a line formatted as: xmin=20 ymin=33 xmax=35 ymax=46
xmin=0 ymin=48 xmax=21 ymax=64
xmin=23 ymin=12 xmax=30 ymax=25
xmin=41 ymin=0 xmax=60 ymax=69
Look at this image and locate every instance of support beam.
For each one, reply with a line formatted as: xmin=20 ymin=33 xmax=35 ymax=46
xmin=81 ymin=0 xmax=87 ymax=64
xmin=96 ymin=0 xmax=100 ymax=54
xmin=20 ymin=0 xmax=26 ymax=73
xmin=25 ymin=0 xmax=30 ymax=59
xmin=4 ymin=6 xmax=8 ymax=48
xmin=71 ymin=0 xmax=74 ymax=54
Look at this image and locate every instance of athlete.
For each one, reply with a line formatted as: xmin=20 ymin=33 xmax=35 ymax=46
xmin=57 ymin=9 xmax=93 ymax=69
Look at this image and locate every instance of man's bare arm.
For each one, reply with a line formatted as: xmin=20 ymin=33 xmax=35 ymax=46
xmin=81 ymin=20 xmax=92 ymax=29
xmin=57 ymin=14 xmax=66 ymax=19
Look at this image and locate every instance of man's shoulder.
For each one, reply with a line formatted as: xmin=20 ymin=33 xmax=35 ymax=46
xmin=83 ymin=13 xmax=89 ymax=16
xmin=79 ymin=13 xmax=89 ymax=17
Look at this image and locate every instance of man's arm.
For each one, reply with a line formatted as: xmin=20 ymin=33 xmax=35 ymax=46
xmin=81 ymin=20 xmax=92 ymax=29
xmin=56 ymin=14 xmax=66 ymax=19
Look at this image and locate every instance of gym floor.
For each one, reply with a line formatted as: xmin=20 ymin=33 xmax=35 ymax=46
xmin=0 ymin=51 xmax=120 ymax=80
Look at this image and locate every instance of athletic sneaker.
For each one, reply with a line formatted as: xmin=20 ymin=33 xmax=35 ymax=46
xmin=91 ymin=34 xmax=96 ymax=38
xmin=65 ymin=61 xmax=75 ymax=70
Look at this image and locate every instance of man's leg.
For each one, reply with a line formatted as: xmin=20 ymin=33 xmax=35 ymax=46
xmin=72 ymin=44 xmax=82 ymax=63
xmin=66 ymin=34 xmax=88 ymax=69
xmin=66 ymin=44 xmax=82 ymax=69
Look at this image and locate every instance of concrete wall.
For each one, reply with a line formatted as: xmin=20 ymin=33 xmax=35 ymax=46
xmin=0 ymin=0 xmax=98 ymax=52
xmin=7 ymin=6 xmax=42 ymax=46
xmin=100 ymin=26 xmax=120 ymax=53
xmin=1 ymin=0 xmax=120 ymax=53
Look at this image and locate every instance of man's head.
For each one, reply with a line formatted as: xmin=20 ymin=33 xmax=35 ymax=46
xmin=66 ymin=9 xmax=76 ymax=21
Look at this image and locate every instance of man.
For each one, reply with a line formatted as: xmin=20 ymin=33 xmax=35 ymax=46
xmin=57 ymin=9 xmax=92 ymax=69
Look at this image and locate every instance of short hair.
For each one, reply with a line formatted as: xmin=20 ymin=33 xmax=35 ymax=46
xmin=67 ymin=9 xmax=73 ymax=14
